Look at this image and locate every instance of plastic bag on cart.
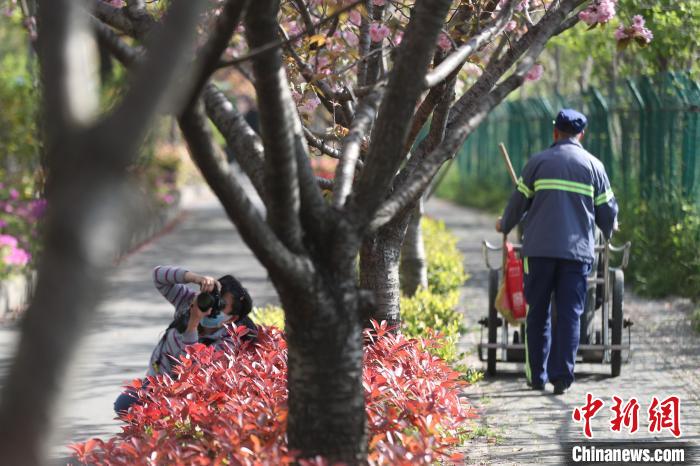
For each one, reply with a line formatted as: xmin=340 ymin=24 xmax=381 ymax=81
xmin=495 ymin=242 xmax=527 ymax=325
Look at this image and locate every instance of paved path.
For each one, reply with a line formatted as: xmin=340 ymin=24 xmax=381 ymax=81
xmin=426 ymin=198 xmax=700 ymax=464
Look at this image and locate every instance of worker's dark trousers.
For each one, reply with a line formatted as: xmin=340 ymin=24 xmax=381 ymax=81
xmin=524 ymin=257 xmax=591 ymax=388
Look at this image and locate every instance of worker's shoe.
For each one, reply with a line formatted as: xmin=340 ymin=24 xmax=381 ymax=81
xmin=527 ymin=381 xmax=545 ymax=391
xmin=552 ymin=380 xmax=569 ymax=395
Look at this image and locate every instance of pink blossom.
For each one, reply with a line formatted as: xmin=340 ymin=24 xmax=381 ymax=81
xmin=4 ymin=247 xmax=30 ymax=266
xmin=578 ymin=9 xmax=596 ymax=26
xmin=464 ymin=63 xmax=482 ymax=77
xmin=287 ymin=21 xmax=301 ymax=37
xmin=0 ymin=234 xmax=18 ymax=248
xmin=614 ymin=25 xmax=628 ymax=41
xmin=9 ymin=188 xmax=19 ymax=200
xmin=596 ymin=0 xmax=616 ymax=23
xmin=108 ymin=0 xmax=125 ymax=6
xmin=372 ymin=0 xmax=385 ymax=5
xmin=578 ymin=0 xmax=617 ymax=26
xmin=505 ymin=20 xmax=517 ymax=32
xmin=637 ymin=26 xmax=653 ymax=43
xmin=30 ymin=199 xmax=47 ymax=219
xmin=516 ymin=0 xmax=529 ymax=12
xmin=369 ymin=23 xmax=390 ymax=43
xmin=0 ymin=219 xmax=7 ymax=228
xmin=437 ymin=33 xmax=452 ymax=52
xmin=393 ymin=30 xmax=403 ymax=46
xmin=163 ymin=194 xmax=175 ymax=205
xmin=525 ymin=63 xmax=544 ymax=82
xmin=343 ymin=30 xmax=359 ymax=47
xmin=300 ymin=95 xmax=321 ymax=114
xmin=349 ymin=10 xmax=362 ymax=26
xmin=615 ymin=16 xmax=653 ymax=46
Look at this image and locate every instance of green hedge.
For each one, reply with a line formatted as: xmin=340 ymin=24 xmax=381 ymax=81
xmin=616 ymin=192 xmax=700 ymax=301
xmin=421 ymin=217 xmax=469 ymax=294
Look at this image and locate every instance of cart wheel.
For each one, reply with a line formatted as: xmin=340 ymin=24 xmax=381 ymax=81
xmin=487 ymin=269 xmax=499 ymax=376
xmin=610 ymin=269 xmax=624 ymax=377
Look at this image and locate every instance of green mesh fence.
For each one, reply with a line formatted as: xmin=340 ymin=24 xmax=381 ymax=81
xmin=451 ymin=72 xmax=700 ymax=206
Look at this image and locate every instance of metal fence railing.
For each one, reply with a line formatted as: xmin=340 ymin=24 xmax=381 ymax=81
xmin=453 ymin=72 xmax=700 ymax=206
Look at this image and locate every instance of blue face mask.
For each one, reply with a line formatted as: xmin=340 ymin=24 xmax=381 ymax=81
xmin=200 ymin=313 xmax=229 ymax=329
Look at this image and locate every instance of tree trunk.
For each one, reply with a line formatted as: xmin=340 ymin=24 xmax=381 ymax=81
xmin=359 ymin=208 xmax=412 ymax=328
xmin=400 ymin=198 xmax=427 ymax=296
xmin=278 ymin=269 xmax=368 ymax=465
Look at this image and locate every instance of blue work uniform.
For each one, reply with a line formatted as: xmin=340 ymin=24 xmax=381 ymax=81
xmin=500 ymin=137 xmax=618 ymax=388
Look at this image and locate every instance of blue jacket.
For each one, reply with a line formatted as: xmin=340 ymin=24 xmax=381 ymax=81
xmin=500 ymin=138 xmax=618 ymax=263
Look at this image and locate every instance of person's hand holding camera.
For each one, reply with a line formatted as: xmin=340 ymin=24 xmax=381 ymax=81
xmin=184 ymin=271 xmax=221 ymax=293
xmin=185 ymin=297 xmax=212 ymax=334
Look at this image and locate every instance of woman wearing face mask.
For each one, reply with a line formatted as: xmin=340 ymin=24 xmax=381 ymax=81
xmin=113 ymin=266 xmax=255 ymax=415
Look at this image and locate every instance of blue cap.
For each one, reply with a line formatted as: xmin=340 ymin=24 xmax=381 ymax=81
xmin=554 ymin=109 xmax=587 ymax=134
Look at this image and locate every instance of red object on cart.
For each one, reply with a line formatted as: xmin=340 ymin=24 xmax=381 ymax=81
xmin=504 ymin=242 xmax=527 ymax=320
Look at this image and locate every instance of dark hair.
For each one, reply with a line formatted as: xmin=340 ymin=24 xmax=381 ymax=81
xmin=218 ymin=274 xmax=253 ymax=319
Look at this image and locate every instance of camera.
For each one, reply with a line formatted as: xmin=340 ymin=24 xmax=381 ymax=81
xmin=196 ymin=290 xmax=227 ymax=318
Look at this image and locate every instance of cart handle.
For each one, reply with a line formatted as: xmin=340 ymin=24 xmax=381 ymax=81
xmin=608 ymin=241 xmax=632 ymax=270
xmin=482 ymin=239 xmax=523 ymax=271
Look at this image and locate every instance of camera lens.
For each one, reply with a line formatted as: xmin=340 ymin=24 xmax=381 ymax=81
xmin=196 ymin=293 xmax=214 ymax=311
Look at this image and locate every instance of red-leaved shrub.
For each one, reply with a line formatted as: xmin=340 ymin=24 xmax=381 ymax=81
xmin=70 ymin=322 xmax=474 ymax=465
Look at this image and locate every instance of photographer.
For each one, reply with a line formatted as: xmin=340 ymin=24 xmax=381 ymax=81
xmin=114 ymin=266 xmax=255 ymax=415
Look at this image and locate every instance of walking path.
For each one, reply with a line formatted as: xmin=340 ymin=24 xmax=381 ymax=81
xmin=1 ymin=188 xmax=698 ymax=464
xmin=427 ymin=198 xmax=700 ymax=464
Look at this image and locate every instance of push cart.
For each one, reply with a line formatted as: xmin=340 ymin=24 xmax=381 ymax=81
xmin=477 ymin=236 xmax=633 ymax=377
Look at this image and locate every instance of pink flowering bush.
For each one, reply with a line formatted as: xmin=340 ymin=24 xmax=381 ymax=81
xmin=70 ymin=323 xmax=475 ymax=465
xmin=0 ymin=179 xmax=46 ymax=279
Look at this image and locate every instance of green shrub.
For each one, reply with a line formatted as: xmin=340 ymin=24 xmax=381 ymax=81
xmin=434 ymin=164 xmax=510 ymax=214
xmin=250 ymin=304 xmax=285 ymax=328
xmin=422 ymin=217 xmax=469 ymax=295
xmin=617 ymin=192 xmax=700 ymax=301
xmin=401 ymin=289 xmax=464 ymax=363
xmin=691 ymin=307 xmax=700 ymax=334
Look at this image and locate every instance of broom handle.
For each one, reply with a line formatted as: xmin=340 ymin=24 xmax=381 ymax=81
xmin=498 ymin=142 xmax=518 ymax=187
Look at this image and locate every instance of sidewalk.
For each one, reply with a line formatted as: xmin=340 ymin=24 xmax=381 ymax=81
xmin=426 ymin=197 xmax=700 ymax=464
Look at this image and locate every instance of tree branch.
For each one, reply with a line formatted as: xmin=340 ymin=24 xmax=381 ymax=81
xmin=178 ymin=105 xmax=312 ymax=285
xmin=185 ymin=0 xmax=251 ymax=110
xmin=424 ymin=0 xmax=516 ymax=88
xmin=218 ymin=0 xmax=363 ymax=68
xmin=370 ymin=0 xmax=584 ymax=231
xmin=245 ymin=0 xmax=305 ymax=253
xmin=553 ymin=12 xmax=582 ymax=36
xmin=99 ymin=0 xmax=210 ymax=167
xmin=87 ymin=0 xmax=154 ymax=39
xmin=0 ymin=0 xmax=209 ymax=462
xmin=90 ymin=15 xmax=142 ymax=66
xmin=304 ymin=126 xmax=341 ymax=159
xmin=332 ymin=86 xmax=384 ymax=208
xmin=202 ymin=83 xmax=268 ymax=203
xmin=348 ymin=0 xmax=453 ymax=226
xmin=279 ymin=26 xmax=352 ymax=127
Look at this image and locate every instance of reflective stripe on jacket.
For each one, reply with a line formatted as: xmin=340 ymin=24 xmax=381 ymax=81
xmin=500 ymin=138 xmax=618 ymax=263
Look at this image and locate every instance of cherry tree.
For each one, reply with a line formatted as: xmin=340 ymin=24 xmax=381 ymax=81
xmin=0 ymin=0 xmax=644 ymax=463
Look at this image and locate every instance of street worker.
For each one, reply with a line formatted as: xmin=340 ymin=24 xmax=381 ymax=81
xmin=113 ymin=266 xmax=256 ymax=415
xmin=496 ymin=109 xmax=618 ymax=395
